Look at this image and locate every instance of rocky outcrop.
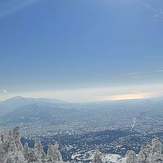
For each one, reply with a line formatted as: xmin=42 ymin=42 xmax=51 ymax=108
xmin=126 ymin=150 xmax=137 ymax=163
xmin=0 ymin=127 xmax=66 ymax=163
xmin=1 ymin=127 xmax=163 ymax=163
xmin=91 ymin=138 xmax=163 ymax=163
xmin=92 ymin=150 xmax=103 ymax=163
xmin=126 ymin=138 xmax=163 ymax=163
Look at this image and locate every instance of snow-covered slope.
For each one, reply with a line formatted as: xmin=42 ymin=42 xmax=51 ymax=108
xmin=103 ymin=154 xmax=126 ymax=163
xmin=0 ymin=127 xmax=66 ymax=163
xmin=1 ymin=127 xmax=163 ymax=163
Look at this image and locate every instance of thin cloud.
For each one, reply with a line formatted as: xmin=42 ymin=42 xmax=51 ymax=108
xmin=156 ymin=69 xmax=163 ymax=73
xmin=141 ymin=0 xmax=163 ymax=21
xmin=2 ymin=89 xmax=8 ymax=94
xmin=0 ymin=89 xmax=8 ymax=94
xmin=0 ymin=0 xmax=39 ymax=19
xmin=127 ymin=68 xmax=163 ymax=79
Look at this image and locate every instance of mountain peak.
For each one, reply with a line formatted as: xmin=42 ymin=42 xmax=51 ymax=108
xmin=1 ymin=96 xmax=67 ymax=104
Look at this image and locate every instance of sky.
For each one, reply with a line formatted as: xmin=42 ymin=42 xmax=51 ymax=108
xmin=0 ymin=0 xmax=163 ymax=102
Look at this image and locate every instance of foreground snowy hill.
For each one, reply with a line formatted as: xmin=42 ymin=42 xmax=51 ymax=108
xmin=0 ymin=127 xmax=66 ymax=163
xmin=1 ymin=127 xmax=163 ymax=163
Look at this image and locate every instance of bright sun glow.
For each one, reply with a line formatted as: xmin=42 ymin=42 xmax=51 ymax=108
xmin=103 ymin=93 xmax=148 ymax=101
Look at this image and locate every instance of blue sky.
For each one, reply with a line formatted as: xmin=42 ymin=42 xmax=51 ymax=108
xmin=0 ymin=0 xmax=163 ymax=102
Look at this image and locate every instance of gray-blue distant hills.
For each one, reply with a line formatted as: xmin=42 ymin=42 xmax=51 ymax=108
xmin=0 ymin=96 xmax=163 ymax=134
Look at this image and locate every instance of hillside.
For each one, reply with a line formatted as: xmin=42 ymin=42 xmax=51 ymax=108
xmin=1 ymin=97 xmax=163 ymax=134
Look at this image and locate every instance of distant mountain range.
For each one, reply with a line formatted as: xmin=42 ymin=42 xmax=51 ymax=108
xmin=0 ymin=97 xmax=86 ymax=129
xmin=1 ymin=96 xmax=163 ymax=134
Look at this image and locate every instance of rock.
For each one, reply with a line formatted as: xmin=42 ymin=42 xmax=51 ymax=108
xmin=92 ymin=150 xmax=103 ymax=163
xmin=126 ymin=138 xmax=163 ymax=163
xmin=34 ymin=141 xmax=46 ymax=160
xmin=47 ymin=144 xmax=63 ymax=162
xmin=126 ymin=150 xmax=137 ymax=163
xmin=152 ymin=138 xmax=162 ymax=155
xmin=0 ymin=127 xmax=66 ymax=163
xmin=13 ymin=127 xmax=23 ymax=151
